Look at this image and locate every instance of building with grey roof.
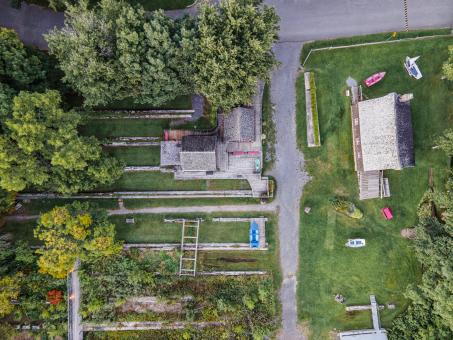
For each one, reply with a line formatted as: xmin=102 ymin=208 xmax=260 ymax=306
xmin=224 ymin=107 xmax=256 ymax=142
xmin=180 ymin=135 xmax=217 ymax=171
xmin=353 ymin=93 xmax=415 ymax=172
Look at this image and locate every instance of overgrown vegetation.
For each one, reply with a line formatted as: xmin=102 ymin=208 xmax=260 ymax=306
xmin=262 ymin=83 xmax=275 ymax=172
xmin=297 ymin=36 xmax=453 ymax=338
xmin=388 ymin=72 xmax=453 ymax=340
xmin=80 ymin=249 xmax=279 ymax=338
xmin=0 ymin=241 xmax=67 ymax=337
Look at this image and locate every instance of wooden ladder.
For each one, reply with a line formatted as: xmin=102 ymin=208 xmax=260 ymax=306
xmin=179 ymin=219 xmax=200 ymax=276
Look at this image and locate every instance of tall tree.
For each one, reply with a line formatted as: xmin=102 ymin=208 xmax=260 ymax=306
xmin=193 ymin=0 xmax=279 ymax=111
xmin=0 ymin=27 xmax=45 ymax=87
xmin=0 ymin=90 xmax=122 ymax=194
xmin=390 ymin=129 xmax=453 ymax=339
xmin=46 ymin=0 xmax=194 ymax=106
xmin=34 ymin=202 xmax=123 ymax=279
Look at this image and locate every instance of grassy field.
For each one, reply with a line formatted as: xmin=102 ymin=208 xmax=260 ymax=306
xmin=96 ymin=172 xmax=251 ymax=192
xmin=296 ymin=36 xmax=453 ymax=338
xmin=1 ymin=212 xmax=279 ymax=277
xmin=300 ymin=28 xmax=452 ymax=64
xmin=80 ymin=119 xmax=168 ymax=138
xmin=111 ymin=213 xmax=251 ymax=243
xmin=104 ymin=146 xmax=160 ymax=166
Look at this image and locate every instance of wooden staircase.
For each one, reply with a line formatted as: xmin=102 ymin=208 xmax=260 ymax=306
xmin=179 ymin=219 xmax=200 ymax=276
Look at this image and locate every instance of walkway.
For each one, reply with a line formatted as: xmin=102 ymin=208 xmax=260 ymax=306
xmin=269 ymin=43 xmax=309 ymax=339
xmin=108 ymin=203 xmax=277 ymax=215
xmin=68 ymin=259 xmax=82 ymax=340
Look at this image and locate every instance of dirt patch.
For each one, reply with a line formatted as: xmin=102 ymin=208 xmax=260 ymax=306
xmin=400 ymin=228 xmax=416 ymax=239
xmin=120 ymin=296 xmax=191 ymax=314
xmin=217 ymin=257 xmax=257 ymax=263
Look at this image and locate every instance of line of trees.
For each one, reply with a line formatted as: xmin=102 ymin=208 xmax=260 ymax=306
xmin=0 ymin=26 xmax=123 ymax=213
xmin=45 ymin=0 xmax=279 ymax=110
xmin=389 ymin=131 xmax=453 ymax=339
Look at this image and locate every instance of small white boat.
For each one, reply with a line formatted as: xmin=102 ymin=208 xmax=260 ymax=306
xmin=345 ymin=239 xmax=366 ymax=248
xmin=404 ymin=56 xmax=422 ymax=79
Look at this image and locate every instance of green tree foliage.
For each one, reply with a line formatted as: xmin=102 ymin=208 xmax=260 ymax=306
xmin=0 ymin=90 xmax=122 ymax=193
xmin=34 ymin=202 xmax=123 ymax=279
xmin=0 ymin=82 xmax=15 ymax=119
xmin=0 ymin=27 xmax=45 ymax=87
xmin=46 ymin=0 xmax=194 ymax=106
xmin=390 ymin=132 xmax=453 ymax=339
xmin=443 ymin=45 xmax=453 ymax=81
xmin=0 ymin=240 xmax=67 ymax=336
xmin=0 ymin=273 xmax=22 ymax=317
xmin=435 ymin=128 xmax=453 ymax=155
xmin=193 ymin=0 xmax=279 ymax=110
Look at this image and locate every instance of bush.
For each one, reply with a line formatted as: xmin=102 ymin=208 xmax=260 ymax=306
xmin=330 ymin=197 xmax=363 ymax=219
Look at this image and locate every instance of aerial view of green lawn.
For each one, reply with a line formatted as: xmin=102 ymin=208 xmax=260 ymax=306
xmin=296 ymin=35 xmax=453 ymax=338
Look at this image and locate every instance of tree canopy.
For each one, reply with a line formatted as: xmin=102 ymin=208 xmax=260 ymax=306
xmin=34 ymin=202 xmax=123 ymax=279
xmin=443 ymin=45 xmax=453 ymax=81
xmin=0 ymin=27 xmax=45 ymax=87
xmin=390 ymin=130 xmax=453 ymax=339
xmin=193 ymin=0 xmax=279 ymax=110
xmin=46 ymin=0 xmax=195 ymax=107
xmin=0 ymin=90 xmax=122 ymax=194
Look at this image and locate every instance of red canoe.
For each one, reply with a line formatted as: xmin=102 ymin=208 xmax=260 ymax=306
xmin=364 ymin=72 xmax=386 ymax=87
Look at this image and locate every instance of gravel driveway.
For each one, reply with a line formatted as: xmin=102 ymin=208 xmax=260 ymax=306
xmin=269 ymin=42 xmax=310 ymax=339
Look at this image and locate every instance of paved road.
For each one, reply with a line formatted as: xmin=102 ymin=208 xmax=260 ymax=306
xmin=0 ymin=0 xmax=63 ymax=49
xmin=269 ymin=42 xmax=309 ymax=339
xmin=266 ymin=0 xmax=453 ymax=42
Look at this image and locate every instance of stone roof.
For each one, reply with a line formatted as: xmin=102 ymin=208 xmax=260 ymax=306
xmin=160 ymin=141 xmax=181 ymax=167
xmin=182 ymin=135 xmax=216 ymax=152
xmin=180 ymin=135 xmax=217 ymax=171
xmin=224 ymin=107 xmax=256 ymax=142
xmin=356 ymin=93 xmax=414 ymax=172
xmin=180 ymin=152 xmax=217 ymax=171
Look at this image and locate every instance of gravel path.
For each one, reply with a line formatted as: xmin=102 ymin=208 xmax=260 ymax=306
xmin=108 ymin=203 xmax=277 ymax=215
xmin=269 ymin=42 xmax=309 ymax=340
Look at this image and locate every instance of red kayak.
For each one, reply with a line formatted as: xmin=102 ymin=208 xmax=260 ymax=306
xmin=364 ymin=72 xmax=386 ymax=87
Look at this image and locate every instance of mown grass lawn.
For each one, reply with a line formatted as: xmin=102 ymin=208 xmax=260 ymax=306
xmin=296 ymin=36 xmax=453 ymax=338
xmin=111 ymin=213 xmax=251 ymax=243
xmin=104 ymin=146 xmax=160 ymax=166
xmin=80 ymin=119 xmax=169 ymax=138
xmin=96 ymin=172 xmax=251 ymax=192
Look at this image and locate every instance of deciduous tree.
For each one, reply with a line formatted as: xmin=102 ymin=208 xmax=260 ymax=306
xmin=0 ymin=90 xmax=122 ymax=194
xmin=0 ymin=274 xmax=22 ymax=317
xmin=0 ymin=27 xmax=45 ymax=87
xmin=46 ymin=0 xmax=194 ymax=106
xmin=193 ymin=0 xmax=279 ymax=110
xmin=34 ymin=203 xmax=123 ymax=279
